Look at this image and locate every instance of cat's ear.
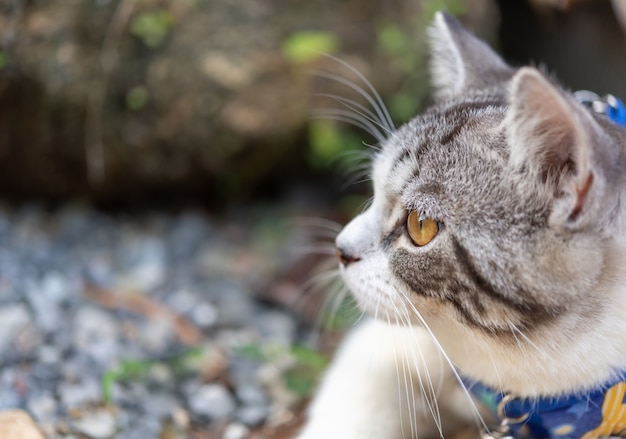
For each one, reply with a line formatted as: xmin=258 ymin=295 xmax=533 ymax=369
xmin=428 ymin=12 xmax=513 ymax=99
xmin=507 ymin=67 xmax=606 ymax=229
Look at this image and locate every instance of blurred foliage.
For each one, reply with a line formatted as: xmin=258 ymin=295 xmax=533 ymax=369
xmin=101 ymin=348 xmax=203 ymax=404
xmin=0 ymin=51 xmax=6 ymax=70
xmin=131 ymin=8 xmax=174 ymax=48
xmin=126 ymin=85 xmax=149 ymax=111
xmin=422 ymin=0 xmax=467 ymax=21
xmin=376 ymin=0 xmax=467 ymax=122
xmin=307 ymin=121 xmax=364 ymax=170
xmin=236 ymin=342 xmax=328 ymax=398
xmin=281 ymin=31 xmax=338 ymax=64
xmin=321 ymin=293 xmax=361 ymax=332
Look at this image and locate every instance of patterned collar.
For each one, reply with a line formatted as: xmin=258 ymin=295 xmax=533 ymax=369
xmin=574 ymin=90 xmax=626 ymax=126
xmin=464 ymin=374 xmax=626 ymax=439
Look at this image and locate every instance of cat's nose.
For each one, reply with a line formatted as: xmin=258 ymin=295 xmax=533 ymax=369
xmin=336 ymin=246 xmax=361 ymax=266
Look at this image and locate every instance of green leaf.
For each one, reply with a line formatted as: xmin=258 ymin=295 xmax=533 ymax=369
xmin=126 ymin=85 xmax=149 ymax=110
xmin=283 ymin=366 xmax=317 ymax=397
xmin=131 ymin=9 xmax=173 ymax=48
xmin=235 ymin=343 xmax=268 ymax=362
xmin=422 ymin=0 xmax=467 ymax=22
xmin=291 ymin=344 xmax=328 ymax=369
xmin=282 ymin=31 xmax=338 ymax=64
xmin=101 ymin=370 xmax=117 ymax=405
xmin=378 ymin=24 xmax=410 ymax=57
xmin=308 ymin=121 xmax=363 ymax=169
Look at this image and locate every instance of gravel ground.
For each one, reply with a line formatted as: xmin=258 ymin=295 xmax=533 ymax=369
xmin=0 ymin=203 xmax=344 ymax=439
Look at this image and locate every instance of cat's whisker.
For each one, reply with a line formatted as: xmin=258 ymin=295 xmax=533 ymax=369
xmin=289 ymin=265 xmax=341 ymax=321
xmin=386 ymin=310 xmax=415 ymax=439
xmin=398 ymin=291 xmax=494 ymax=437
xmin=334 ymin=148 xmax=373 ymax=168
xmin=358 ymin=196 xmax=375 ymax=214
xmin=311 ymin=109 xmax=386 ymax=144
xmin=313 ymin=53 xmax=395 ymax=132
xmin=314 ymin=93 xmax=394 ymax=137
xmin=395 ymin=297 xmax=444 ymax=437
xmin=341 ymin=169 xmax=372 ymax=190
xmin=296 ymin=244 xmax=337 ymax=256
xmin=507 ymin=322 xmax=551 ymax=381
xmin=320 ymin=283 xmax=349 ymax=330
xmin=291 ymin=216 xmax=343 ymax=233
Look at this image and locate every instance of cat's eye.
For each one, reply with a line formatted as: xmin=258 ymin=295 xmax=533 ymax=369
xmin=407 ymin=211 xmax=440 ymax=247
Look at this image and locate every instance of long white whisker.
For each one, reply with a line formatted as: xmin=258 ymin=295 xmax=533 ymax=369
xmin=398 ymin=291 xmax=493 ymax=436
xmin=393 ymin=297 xmax=443 ymax=437
xmin=291 ymin=217 xmax=343 ymax=233
xmin=296 ymin=244 xmax=337 ymax=256
xmin=311 ymin=70 xmax=393 ymax=134
xmin=314 ymin=93 xmax=394 ymax=136
xmin=311 ymin=110 xmax=386 ymax=143
xmin=314 ymin=54 xmax=395 ymax=131
xmin=387 ymin=310 xmax=412 ymax=439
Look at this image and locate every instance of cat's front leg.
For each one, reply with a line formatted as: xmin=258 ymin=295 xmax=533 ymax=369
xmin=297 ymin=319 xmax=474 ymax=439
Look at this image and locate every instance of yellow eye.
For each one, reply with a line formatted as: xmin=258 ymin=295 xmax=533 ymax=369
xmin=407 ymin=211 xmax=440 ymax=247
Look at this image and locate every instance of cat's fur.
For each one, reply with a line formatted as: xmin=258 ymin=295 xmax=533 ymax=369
xmin=297 ymin=12 xmax=626 ymax=439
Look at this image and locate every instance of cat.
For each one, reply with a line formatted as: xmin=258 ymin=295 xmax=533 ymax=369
xmin=297 ymin=11 xmax=626 ymax=439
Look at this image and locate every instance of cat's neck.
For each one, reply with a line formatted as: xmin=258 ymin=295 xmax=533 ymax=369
xmin=430 ymin=252 xmax=626 ymax=398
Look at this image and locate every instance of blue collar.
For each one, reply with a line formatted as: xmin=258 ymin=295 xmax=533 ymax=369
xmin=465 ymin=91 xmax=626 ymax=439
xmin=463 ymin=374 xmax=626 ymax=439
xmin=574 ymin=90 xmax=626 ymax=126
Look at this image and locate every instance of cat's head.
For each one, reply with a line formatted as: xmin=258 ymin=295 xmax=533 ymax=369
xmin=335 ymin=12 xmax=626 ymax=389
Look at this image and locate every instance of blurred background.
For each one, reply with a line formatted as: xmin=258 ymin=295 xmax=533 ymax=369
xmin=0 ymin=0 xmax=624 ymax=438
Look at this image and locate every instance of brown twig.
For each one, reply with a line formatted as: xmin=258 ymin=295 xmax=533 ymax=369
xmin=84 ymin=284 xmax=203 ymax=346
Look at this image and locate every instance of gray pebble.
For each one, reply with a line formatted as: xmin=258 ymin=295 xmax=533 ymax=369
xmin=72 ymin=410 xmax=117 ymax=439
xmin=187 ymin=383 xmax=236 ymax=421
xmin=59 ymin=379 xmax=101 ymax=409
xmin=73 ymin=306 xmax=118 ymax=365
xmin=235 ymin=405 xmax=269 ymax=427
xmin=27 ymin=392 xmax=58 ymax=423
xmin=0 ymin=303 xmax=32 ymax=354
xmin=223 ymin=423 xmax=250 ymax=439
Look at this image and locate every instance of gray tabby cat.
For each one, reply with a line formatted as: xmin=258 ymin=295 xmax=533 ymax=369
xmin=297 ymin=12 xmax=626 ymax=439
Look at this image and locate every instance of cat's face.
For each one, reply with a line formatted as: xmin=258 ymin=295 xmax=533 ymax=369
xmin=336 ymin=14 xmax=626 ymax=355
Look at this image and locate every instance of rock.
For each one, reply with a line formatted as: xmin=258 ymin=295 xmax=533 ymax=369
xmin=186 ymin=383 xmax=236 ymax=421
xmin=72 ymin=306 xmax=118 ymax=365
xmin=0 ymin=303 xmax=34 ymax=355
xmin=26 ymin=392 xmax=58 ymax=424
xmin=117 ymin=235 xmax=167 ymax=291
xmin=142 ymin=392 xmax=180 ymax=419
xmin=254 ymin=309 xmax=296 ymax=346
xmin=235 ymin=405 xmax=269 ymax=427
xmin=137 ymin=317 xmax=176 ymax=353
xmin=72 ymin=409 xmax=117 ymax=439
xmin=223 ymin=422 xmax=249 ymax=439
xmin=59 ymin=379 xmax=101 ymax=409
xmin=0 ymin=410 xmax=46 ymax=439
xmin=190 ymin=302 xmax=218 ymax=329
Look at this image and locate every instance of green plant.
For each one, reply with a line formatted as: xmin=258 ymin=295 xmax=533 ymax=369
xmin=0 ymin=51 xmax=6 ymax=70
xmin=126 ymin=85 xmax=149 ymax=110
xmin=308 ymin=120 xmax=364 ymax=169
xmin=235 ymin=342 xmax=328 ymax=398
xmin=281 ymin=31 xmax=338 ymax=64
xmin=375 ymin=0 xmax=467 ymax=122
xmin=131 ymin=9 xmax=173 ymax=48
xmin=101 ymin=347 xmax=203 ymax=404
xmin=102 ymin=358 xmax=152 ymax=404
